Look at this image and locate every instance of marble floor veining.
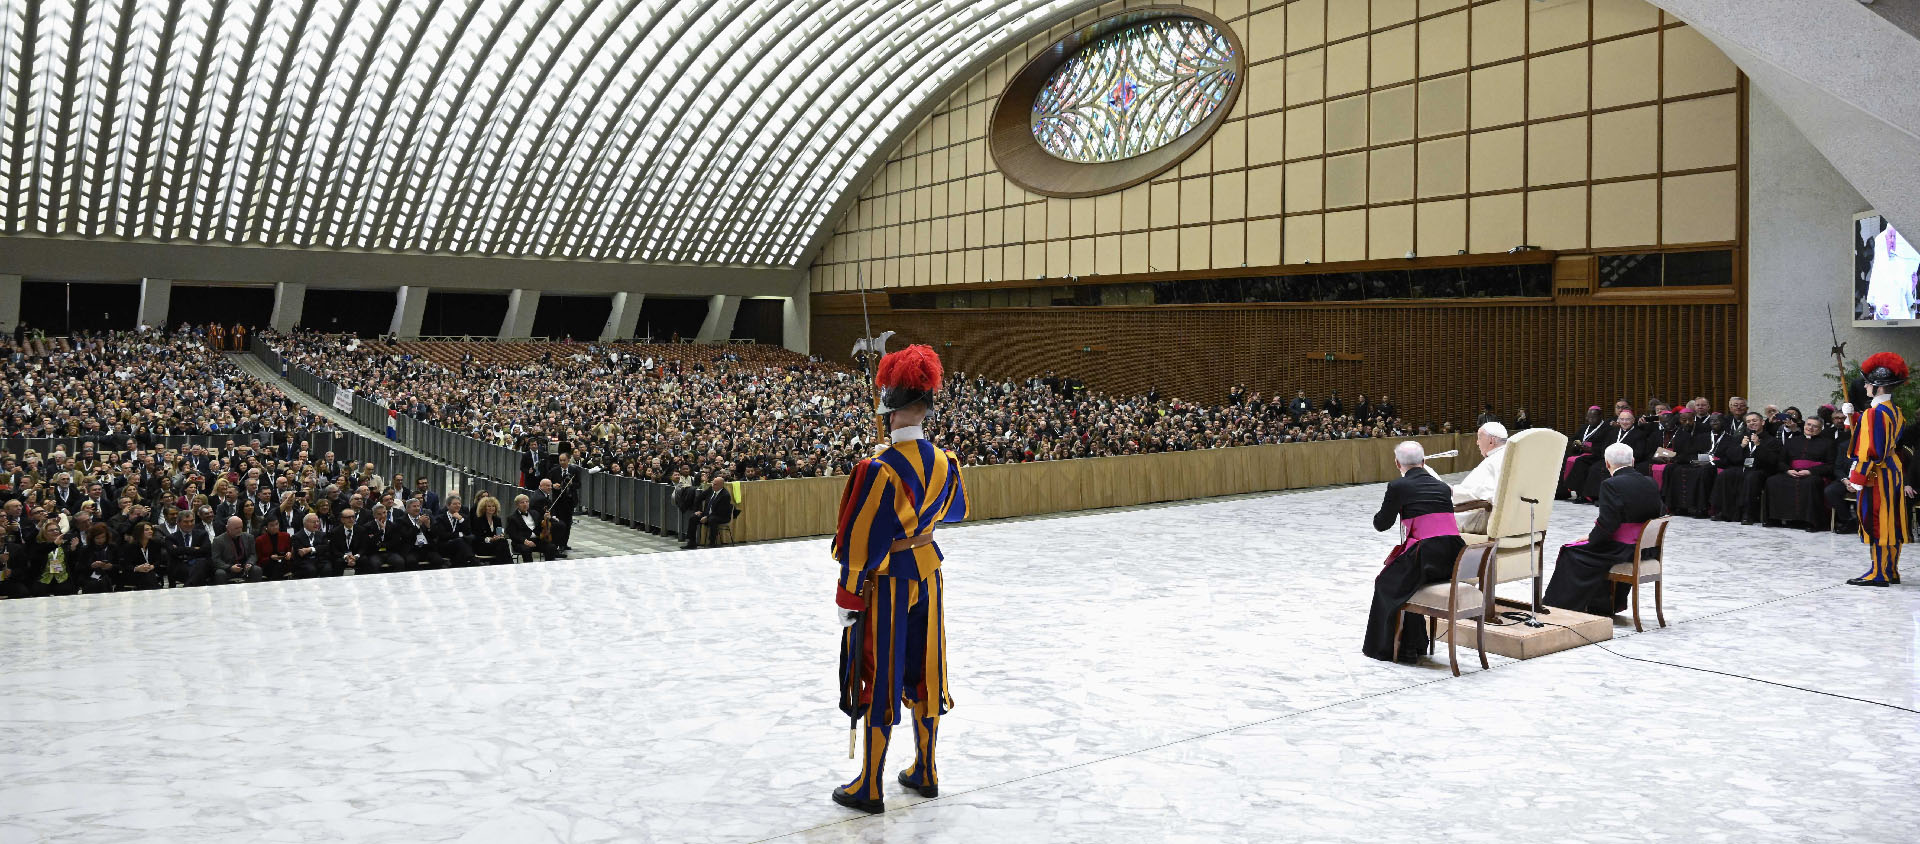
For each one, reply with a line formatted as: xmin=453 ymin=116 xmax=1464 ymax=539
xmin=1 ymin=483 xmax=1916 ymax=843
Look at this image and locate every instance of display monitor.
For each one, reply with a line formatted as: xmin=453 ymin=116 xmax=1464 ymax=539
xmin=1854 ymin=211 xmax=1920 ymax=327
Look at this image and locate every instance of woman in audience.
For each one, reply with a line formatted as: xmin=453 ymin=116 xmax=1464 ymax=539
xmin=75 ymin=523 xmax=118 ymax=594
xmin=26 ymin=520 xmax=75 ymax=597
xmin=256 ymin=515 xmax=294 ymax=580
xmin=118 ymin=522 xmax=167 ymax=590
xmin=238 ymin=500 xmax=266 ymax=535
xmin=468 ymin=496 xmax=513 ymax=565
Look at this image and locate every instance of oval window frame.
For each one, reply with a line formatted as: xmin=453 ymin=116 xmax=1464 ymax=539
xmin=991 ymin=6 xmax=1246 ymax=199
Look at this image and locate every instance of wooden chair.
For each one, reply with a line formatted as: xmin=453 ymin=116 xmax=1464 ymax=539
xmin=1606 ymin=516 xmax=1671 ymax=632
xmin=1394 ymin=541 xmax=1497 ymax=677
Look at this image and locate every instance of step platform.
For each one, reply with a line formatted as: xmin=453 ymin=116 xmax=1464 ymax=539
xmin=1437 ymin=606 xmax=1613 ymax=660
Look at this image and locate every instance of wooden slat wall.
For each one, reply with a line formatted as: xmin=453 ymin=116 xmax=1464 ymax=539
xmin=730 ymin=434 xmax=1478 ymax=543
xmin=813 ymin=301 xmax=1742 ymax=433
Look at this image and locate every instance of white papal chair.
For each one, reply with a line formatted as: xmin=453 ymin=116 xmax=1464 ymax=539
xmin=1454 ymin=428 xmax=1568 ymax=612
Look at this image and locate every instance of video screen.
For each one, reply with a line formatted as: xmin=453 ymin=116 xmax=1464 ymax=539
xmin=1855 ymin=212 xmax=1920 ymax=325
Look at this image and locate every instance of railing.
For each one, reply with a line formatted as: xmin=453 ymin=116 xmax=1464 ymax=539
xmin=253 ymin=338 xmax=685 ymax=536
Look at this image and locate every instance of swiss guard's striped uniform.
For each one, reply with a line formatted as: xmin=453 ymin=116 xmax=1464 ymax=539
xmin=1848 ymin=395 xmax=1908 ymax=585
xmin=833 ymin=431 xmax=967 ymax=810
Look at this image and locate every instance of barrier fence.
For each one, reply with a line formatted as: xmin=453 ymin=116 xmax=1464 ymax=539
xmin=253 ymin=339 xmax=685 ymax=537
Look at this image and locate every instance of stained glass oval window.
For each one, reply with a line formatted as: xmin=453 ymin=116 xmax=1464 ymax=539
xmin=1030 ymin=18 xmax=1239 ymax=164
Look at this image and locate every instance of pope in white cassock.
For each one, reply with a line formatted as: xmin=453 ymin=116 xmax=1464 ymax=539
xmin=1449 ymin=422 xmax=1509 ymax=533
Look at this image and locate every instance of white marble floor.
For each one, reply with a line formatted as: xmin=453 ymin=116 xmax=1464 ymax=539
xmin=2 ymin=483 xmax=1916 ymax=843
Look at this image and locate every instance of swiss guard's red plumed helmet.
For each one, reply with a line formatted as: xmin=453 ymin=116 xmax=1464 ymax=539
xmin=1862 ymin=352 xmax=1910 ymax=389
xmin=875 ymin=344 xmax=943 ymax=415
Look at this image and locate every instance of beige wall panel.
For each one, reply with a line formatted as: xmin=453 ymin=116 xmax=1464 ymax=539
xmin=1247 ymin=216 xmax=1282 ymax=266
xmin=1248 ymin=163 xmax=1285 ymax=217
xmin=1181 ymin=177 xmax=1214 ymax=225
xmin=1527 ymin=116 xmax=1588 ymax=186
xmin=1180 ymin=225 xmax=1211 ymax=270
xmin=1369 ymin=204 xmax=1415 ymax=259
xmin=1284 ymin=213 xmax=1324 ymax=263
xmin=965 ymin=248 xmax=984 ymax=284
xmin=984 ymin=173 xmax=1005 ymax=209
xmin=1212 ymin=222 xmax=1247 ymax=268
xmin=1326 ymin=208 xmax=1369 ymax=261
xmin=1589 ymin=178 xmax=1658 ymax=247
xmin=984 ymin=209 xmax=1003 ymax=247
xmin=1046 ymin=240 xmax=1070 ymax=277
xmin=1662 ymin=94 xmax=1738 ymax=171
xmin=1024 ymin=243 xmax=1045 ymax=278
xmin=1529 ymin=0 xmax=1589 ymax=52
xmin=1098 ymin=232 xmax=1121 ymax=276
xmin=1070 ymin=236 xmax=1095 ymax=275
xmin=1664 ymin=25 xmax=1738 ymax=97
xmin=1288 ymin=0 xmax=1326 ymax=53
xmin=1370 ymin=85 xmax=1416 ymax=145
xmin=1526 ymin=185 xmax=1588 ymax=249
xmin=1468 ymin=192 xmax=1524 ymax=253
xmin=1417 ymin=136 xmax=1467 ymax=197
xmin=1219 ymin=0 xmax=1249 ymax=20
xmin=1327 ymin=37 xmax=1369 ymax=97
xmin=1045 ymin=198 xmax=1070 ymax=239
xmin=1326 ymin=152 xmax=1368 ymax=208
xmin=1214 ymin=172 xmax=1248 ymax=219
xmin=1415 ymin=198 xmax=1467 ymax=256
xmin=1287 ymin=48 xmax=1326 ymax=105
xmin=1661 ymin=170 xmax=1737 ymax=244
xmin=1470 ymin=62 xmax=1525 ymax=129
xmin=1121 ymin=231 xmax=1148 ymax=273
xmin=1471 ymin=0 xmax=1526 ymax=66
xmin=982 ymin=248 xmax=1002 ymax=283
xmin=1469 ymin=127 xmax=1525 ymax=192
xmin=1120 ymin=183 xmax=1150 ymax=231
xmin=1370 ymin=144 xmax=1415 ymax=203
xmin=1327 ymin=0 xmax=1369 ymax=41
xmin=1528 ymin=48 xmax=1589 ymax=119
xmin=1374 ymin=0 xmax=1418 ymax=28
xmin=1250 ymin=59 xmax=1288 ymax=114
xmin=1372 ymin=26 xmax=1417 ymax=88
xmin=1419 ymin=10 xmax=1469 ymax=77
xmin=1249 ymin=112 xmax=1287 ymax=165
xmin=1151 ymin=227 xmax=1179 ymax=270
xmin=1285 ymin=159 xmax=1324 ymax=212
xmin=1420 ymin=0 xmax=1468 ymax=14
xmin=1179 ymin=137 xmax=1213 ymax=177
xmin=1251 ymin=6 xmax=1288 ymax=62
xmin=930 ymin=250 xmax=949 ymax=284
xmin=1022 ymin=202 xmax=1045 ymax=245
xmin=1215 ymin=119 xmax=1248 ymax=170
xmin=1002 ymin=208 xmax=1024 ymax=243
xmin=1095 ymin=193 xmax=1123 ymax=235
xmin=1286 ymin=103 xmax=1325 ymax=158
xmin=1326 ymin=94 xmax=1369 ymax=151
xmin=1150 ymin=181 xmax=1180 ymax=228
xmin=930 ymin=215 xmax=949 ymax=252
xmin=967 ymin=212 xmax=987 ymax=249
xmin=967 ymin=175 xmax=985 ymax=212
xmin=1591 ymin=32 xmax=1659 ymax=109
xmin=1418 ymin=74 xmax=1468 ymax=137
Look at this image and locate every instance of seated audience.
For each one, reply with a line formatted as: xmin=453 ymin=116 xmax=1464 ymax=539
xmin=684 ymin=475 xmax=734 ymax=550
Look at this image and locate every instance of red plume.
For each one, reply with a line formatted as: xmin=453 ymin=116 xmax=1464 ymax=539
xmin=876 ymin=344 xmax=943 ymax=393
xmin=1863 ymin=352 xmax=1909 ymax=379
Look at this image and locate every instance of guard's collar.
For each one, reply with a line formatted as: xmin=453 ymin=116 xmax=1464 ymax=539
xmin=890 ymin=425 xmax=925 ymax=444
xmin=1873 ymin=394 xmax=1893 ymax=407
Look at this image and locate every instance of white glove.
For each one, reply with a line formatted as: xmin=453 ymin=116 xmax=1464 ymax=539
xmin=837 ymin=607 xmax=860 ymax=628
xmin=1844 ymin=478 xmax=1864 ymax=493
xmin=1842 ymin=402 xmax=1855 ymax=416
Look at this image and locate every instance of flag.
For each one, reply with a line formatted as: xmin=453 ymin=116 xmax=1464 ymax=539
xmin=385 ymin=409 xmax=399 ymax=441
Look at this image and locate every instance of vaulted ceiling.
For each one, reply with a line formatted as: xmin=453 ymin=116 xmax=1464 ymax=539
xmin=0 ymin=0 xmax=1098 ymax=268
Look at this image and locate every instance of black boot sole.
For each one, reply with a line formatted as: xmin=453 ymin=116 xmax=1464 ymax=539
xmin=832 ymin=789 xmax=884 ymax=814
xmin=1846 ymin=578 xmax=1891 ymax=587
xmin=897 ymin=770 xmax=938 ymax=798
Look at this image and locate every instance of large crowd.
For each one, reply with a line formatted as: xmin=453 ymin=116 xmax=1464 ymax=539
xmin=262 ymin=331 xmax=1422 ymax=486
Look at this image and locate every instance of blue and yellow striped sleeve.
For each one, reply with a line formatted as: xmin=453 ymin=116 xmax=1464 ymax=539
xmin=833 ymin=457 xmax=905 ymax=594
xmin=1850 ymin=405 xmax=1892 ymax=486
xmin=941 ymin=450 xmax=967 ymax=523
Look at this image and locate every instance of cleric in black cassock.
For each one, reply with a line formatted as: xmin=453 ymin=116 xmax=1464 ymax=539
xmin=1580 ymin=410 xmax=1652 ymax=503
xmin=1558 ymin=406 xmax=1609 ymax=501
xmin=1764 ymin=417 xmax=1836 ymax=529
xmin=1363 ymin=442 xmax=1466 ymax=663
xmin=1667 ymin=412 xmax=1728 ymax=518
xmin=1544 ymin=443 xmax=1665 ymax=616
xmin=1711 ymin=412 xmax=1768 ymax=523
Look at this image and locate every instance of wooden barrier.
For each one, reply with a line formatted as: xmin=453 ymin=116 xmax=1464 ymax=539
xmin=730 ymin=434 xmax=1480 ymax=543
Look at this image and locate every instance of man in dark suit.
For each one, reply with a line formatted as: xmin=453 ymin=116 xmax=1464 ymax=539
xmin=683 ymin=475 xmax=734 ymax=550
xmin=433 ymin=495 xmax=475 ymax=567
xmin=209 ymin=516 xmax=263 ymax=584
xmin=410 ymin=476 xmax=440 ymax=516
xmin=541 ymin=452 xmax=582 ymax=550
xmin=292 ymin=513 xmax=335 ymax=578
xmin=672 ymin=473 xmax=706 ymax=540
xmin=169 ymin=510 xmax=215 ymax=585
xmin=1545 ymin=443 xmax=1665 ymax=615
xmin=529 ymin=478 xmax=571 ymax=551
xmin=1363 ymin=442 xmax=1466 ymax=662
xmin=49 ymin=472 xmax=85 ymax=513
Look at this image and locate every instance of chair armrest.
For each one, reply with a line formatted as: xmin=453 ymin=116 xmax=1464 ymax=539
xmin=1453 ymin=499 xmax=1492 ymax=514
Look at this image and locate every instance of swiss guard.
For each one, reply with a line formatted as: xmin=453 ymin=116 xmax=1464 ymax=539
xmin=830 ymin=344 xmax=969 ymax=814
xmin=1845 ymin=352 xmax=1909 ymax=587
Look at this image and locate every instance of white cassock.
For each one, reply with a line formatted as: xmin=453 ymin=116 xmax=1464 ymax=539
xmin=1451 ymin=445 xmax=1505 ymax=533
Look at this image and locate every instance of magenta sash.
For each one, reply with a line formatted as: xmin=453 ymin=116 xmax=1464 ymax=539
xmin=1563 ymin=520 xmax=1646 ymax=549
xmin=1383 ymin=511 xmax=1461 ymax=567
xmin=1650 ymin=464 xmax=1667 ymax=488
xmin=1790 ymin=459 xmax=1823 ymax=470
xmin=1562 ymin=455 xmax=1578 ymax=481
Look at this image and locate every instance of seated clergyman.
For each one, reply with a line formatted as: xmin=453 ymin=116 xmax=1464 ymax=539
xmin=1451 ymin=422 xmax=1508 ymax=533
xmin=1543 ymin=443 xmax=1664 ymax=615
xmin=1363 ymin=442 xmax=1466 ymax=663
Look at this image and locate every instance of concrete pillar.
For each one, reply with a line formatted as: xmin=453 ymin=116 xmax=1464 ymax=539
xmin=389 ymin=285 xmax=428 ymax=338
xmin=694 ymin=294 xmax=740 ymax=344
xmin=270 ymin=282 xmax=307 ymax=333
xmin=500 ymin=288 xmax=540 ymax=340
xmin=600 ymin=292 xmax=644 ymax=342
xmin=781 ymin=288 xmax=810 ymax=355
xmin=0 ymin=274 xmax=19 ymax=334
xmin=137 ymin=277 xmax=172 ymax=329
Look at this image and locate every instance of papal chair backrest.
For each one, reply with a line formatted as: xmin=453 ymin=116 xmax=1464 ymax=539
xmin=1484 ymin=428 xmax=1569 ymax=542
